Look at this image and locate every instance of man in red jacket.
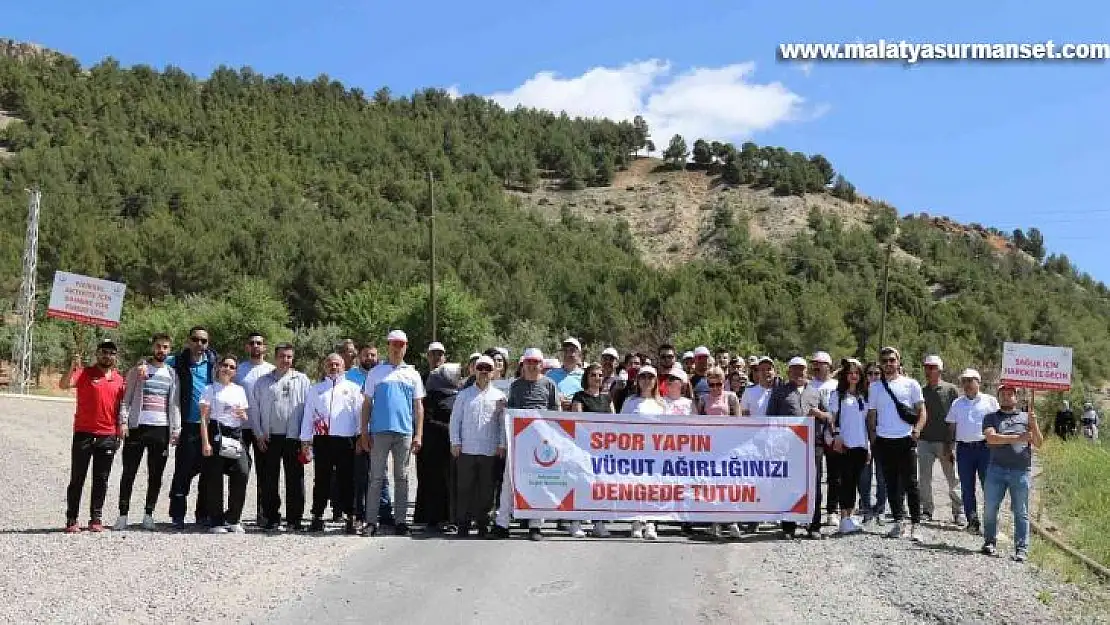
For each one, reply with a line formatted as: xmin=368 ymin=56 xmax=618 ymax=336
xmin=60 ymin=339 xmax=126 ymax=533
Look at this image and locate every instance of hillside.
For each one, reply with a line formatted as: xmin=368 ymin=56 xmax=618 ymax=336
xmin=2 ymin=43 xmax=1110 ymax=399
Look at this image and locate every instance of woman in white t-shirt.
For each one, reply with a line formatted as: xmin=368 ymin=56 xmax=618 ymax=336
xmin=663 ymin=366 xmax=694 ymax=415
xmin=199 ymin=355 xmax=251 ymax=534
xmin=828 ymin=358 xmax=870 ymax=535
xmin=619 ymin=365 xmax=664 ymax=541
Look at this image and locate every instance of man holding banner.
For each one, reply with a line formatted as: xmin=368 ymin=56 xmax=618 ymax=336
xmin=768 ymin=356 xmax=826 ymax=539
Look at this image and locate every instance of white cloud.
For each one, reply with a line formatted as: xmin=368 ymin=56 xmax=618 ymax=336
xmin=486 ymin=59 xmax=819 ymax=145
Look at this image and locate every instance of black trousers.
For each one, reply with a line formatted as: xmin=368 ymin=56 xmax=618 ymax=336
xmin=202 ymin=425 xmax=251 ymax=526
xmin=824 ymin=448 xmax=843 ymax=515
xmin=66 ymin=432 xmax=118 ymax=522
xmin=312 ymin=435 xmax=356 ymax=518
xmin=782 ymin=449 xmax=824 ymax=535
xmin=414 ymin=421 xmax=453 ymax=526
xmin=118 ymin=425 xmax=170 ymax=516
xmin=169 ymin=422 xmax=210 ymax=523
xmin=455 ymin=454 xmax=496 ymax=528
xmin=875 ymin=435 xmax=921 ymax=524
xmin=259 ymin=435 xmax=305 ymax=525
xmin=836 ymin=447 xmax=870 ymax=511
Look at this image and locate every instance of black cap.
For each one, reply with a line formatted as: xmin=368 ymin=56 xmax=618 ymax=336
xmin=97 ymin=339 xmax=118 ymax=351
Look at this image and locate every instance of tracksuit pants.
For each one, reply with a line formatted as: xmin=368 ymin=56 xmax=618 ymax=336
xmin=118 ymin=425 xmax=169 ymax=516
xmin=66 ymin=432 xmax=118 ymax=523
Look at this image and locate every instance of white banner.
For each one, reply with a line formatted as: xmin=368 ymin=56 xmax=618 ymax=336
xmin=45 ymin=271 xmax=126 ymax=329
xmin=508 ymin=410 xmax=815 ymax=523
xmin=1001 ymin=342 xmax=1072 ymax=391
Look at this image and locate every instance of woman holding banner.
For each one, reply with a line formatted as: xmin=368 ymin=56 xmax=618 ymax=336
xmin=829 ymin=358 xmax=870 ymax=535
xmin=571 ymin=363 xmax=615 ymax=538
xmin=619 ymin=365 xmax=665 ymax=540
xmin=696 ymin=366 xmax=744 ymax=539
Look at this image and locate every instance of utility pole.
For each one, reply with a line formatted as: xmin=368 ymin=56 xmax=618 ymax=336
xmin=877 ymin=239 xmax=893 ymax=352
xmin=427 ymin=171 xmax=437 ymax=342
xmin=13 ymin=188 xmax=41 ymax=394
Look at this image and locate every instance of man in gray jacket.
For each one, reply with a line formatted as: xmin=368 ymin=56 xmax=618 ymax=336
xmin=114 ymin=333 xmax=180 ymax=531
xmin=255 ymin=343 xmax=310 ymax=531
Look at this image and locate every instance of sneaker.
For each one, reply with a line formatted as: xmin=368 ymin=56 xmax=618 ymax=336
xmin=528 ymin=528 xmax=544 ymax=541
xmin=64 ymin=520 xmax=80 ymax=534
xmin=838 ymin=517 xmax=853 ymax=535
xmin=228 ymin=523 xmax=246 ymax=534
xmin=261 ymin=520 xmax=281 ymax=532
xmin=112 ymin=516 xmax=129 ymax=531
xmin=345 ymin=517 xmax=356 ymax=535
xmin=727 ymin=523 xmax=743 ymax=539
xmin=922 ymin=511 xmax=934 ymax=522
xmin=886 ymin=522 xmax=904 ymax=539
xmin=171 ymin=519 xmax=186 ymax=532
xmin=308 ymin=518 xmax=326 ymax=533
xmin=456 ymin=526 xmax=471 ymax=539
xmin=489 ymin=525 xmax=510 ymax=539
xmin=592 ymin=521 xmax=610 ymax=538
xmin=909 ymin=524 xmax=922 ymax=543
xmin=711 ymin=524 xmax=724 ymax=540
xmin=475 ymin=526 xmax=488 ymax=539
xmin=209 ymin=525 xmax=229 ymax=534
xmin=807 ymin=528 xmax=823 ymax=540
xmin=1013 ymin=550 xmax=1028 ymax=563
xmin=954 ymin=514 xmax=967 ymax=528
xmin=824 ymin=513 xmax=838 ymax=527
xmin=359 ymin=523 xmax=378 ymax=537
xmin=680 ymin=523 xmax=694 ymax=536
xmin=87 ymin=520 xmax=105 ymax=533
xmin=394 ymin=523 xmax=412 ymax=536
xmin=568 ymin=521 xmax=586 ymax=538
xmin=141 ymin=514 xmax=157 ymax=531
xmin=643 ymin=523 xmax=659 ymax=541
xmin=441 ymin=523 xmax=459 ymax=534
xmin=331 ymin=510 xmax=343 ymax=523
xmin=981 ymin=543 xmax=998 ymax=556
xmin=630 ymin=521 xmax=644 ymax=539
xmin=967 ymin=519 xmax=981 ymax=535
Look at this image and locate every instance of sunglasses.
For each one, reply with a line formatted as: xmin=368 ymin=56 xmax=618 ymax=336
xmin=476 ymin=366 xmax=493 ymax=373
xmin=219 ymin=363 xmax=237 ymax=370
xmin=708 ymin=382 xmax=724 ymax=388
xmin=190 ymin=336 xmax=209 ymax=344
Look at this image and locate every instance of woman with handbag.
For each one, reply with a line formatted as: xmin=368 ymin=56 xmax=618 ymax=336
xmin=199 ymin=356 xmax=252 ymax=534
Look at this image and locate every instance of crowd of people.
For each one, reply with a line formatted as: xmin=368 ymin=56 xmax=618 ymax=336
xmin=61 ymin=329 xmax=1043 ymax=561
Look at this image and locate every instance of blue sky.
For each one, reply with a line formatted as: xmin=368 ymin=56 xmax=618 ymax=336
xmin=5 ymin=0 xmax=1110 ymax=280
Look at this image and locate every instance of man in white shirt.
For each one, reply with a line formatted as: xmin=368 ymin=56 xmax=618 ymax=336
xmin=450 ymin=355 xmax=506 ymax=538
xmin=945 ymin=368 xmax=999 ymax=535
xmin=867 ymin=346 xmax=927 ymax=542
xmin=741 ymin=357 xmax=776 ymax=416
xmin=808 ymin=351 xmax=839 ymax=527
xmin=235 ymin=331 xmax=275 ymax=525
xmin=300 ymin=353 xmax=364 ymax=534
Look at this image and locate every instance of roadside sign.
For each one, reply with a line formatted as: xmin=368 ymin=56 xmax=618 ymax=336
xmin=1001 ymin=342 xmax=1072 ymax=391
xmin=45 ymin=271 xmax=126 ymax=328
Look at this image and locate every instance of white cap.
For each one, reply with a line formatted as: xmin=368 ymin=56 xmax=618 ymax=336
xmin=522 ymin=348 xmax=544 ymax=362
xmin=810 ymin=351 xmax=832 ymax=364
xmin=639 ymin=365 xmax=658 ymax=377
xmin=387 ymin=329 xmax=408 ymax=343
xmin=562 ymin=337 xmax=582 ymax=351
xmin=758 ymin=356 xmax=775 ymax=365
xmin=542 ymin=358 xmax=560 ymax=369
xmin=694 ymin=346 xmax=711 ymax=358
xmin=923 ymin=354 xmax=944 ymax=369
xmin=787 ymin=356 xmax=807 ymax=368
xmin=475 ymin=355 xmax=495 ymax=369
xmin=667 ymin=365 xmax=688 ymax=383
xmin=682 ymin=351 xmax=695 ymax=361
xmin=427 ymin=341 xmax=445 ymax=353
xmin=468 ymin=352 xmax=482 ymax=361
xmin=602 ymin=347 xmax=619 ymax=359
xmin=496 ymin=347 xmax=509 ymax=359
xmin=959 ymin=368 xmax=981 ymax=381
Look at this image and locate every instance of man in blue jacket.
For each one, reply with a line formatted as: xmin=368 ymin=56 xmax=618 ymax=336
xmin=166 ymin=326 xmax=219 ymax=530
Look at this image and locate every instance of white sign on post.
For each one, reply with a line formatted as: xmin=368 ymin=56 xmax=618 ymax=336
xmin=1001 ymin=342 xmax=1072 ymax=391
xmin=46 ymin=271 xmax=127 ymax=329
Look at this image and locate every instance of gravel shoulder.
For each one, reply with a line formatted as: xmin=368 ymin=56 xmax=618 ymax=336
xmin=2 ymin=395 xmax=1105 ymax=624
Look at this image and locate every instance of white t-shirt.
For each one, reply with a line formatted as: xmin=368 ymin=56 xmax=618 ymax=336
xmin=830 ymin=390 xmax=869 ymax=450
xmin=235 ymin=360 xmax=276 ymax=431
xmin=740 ymin=385 xmax=772 ymax=416
xmin=199 ymin=382 xmax=250 ymax=428
xmin=137 ymin=365 xmax=173 ymax=426
xmin=664 ymin=396 xmax=694 ymax=415
xmin=946 ymin=393 xmax=1000 ymax=443
xmin=867 ymin=376 xmax=923 ymax=439
xmin=621 ymin=396 xmax=666 ymax=415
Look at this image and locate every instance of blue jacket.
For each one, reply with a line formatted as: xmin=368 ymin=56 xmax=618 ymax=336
xmin=171 ymin=347 xmax=218 ymax=420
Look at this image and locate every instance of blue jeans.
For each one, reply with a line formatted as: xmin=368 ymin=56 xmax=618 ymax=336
xmin=858 ymin=457 xmax=888 ymax=515
xmin=983 ymin=464 xmax=1031 ymax=552
xmin=956 ymin=441 xmax=990 ymax=522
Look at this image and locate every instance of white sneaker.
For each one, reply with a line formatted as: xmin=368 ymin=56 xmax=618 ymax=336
xmin=886 ymin=522 xmax=904 ymax=539
xmin=909 ymin=524 xmax=922 ymax=543
xmin=727 ymin=523 xmax=743 ymax=539
xmin=228 ymin=523 xmax=246 ymax=534
xmin=568 ymin=521 xmax=586 ymax=538
xmin=592 ymin=521 xmax=610 ymax=538
xmin=643 ymin=522 xmax=658 ymax=541
xmin=841 ymin=517 xmax=863 ymax=535
xmin=141 ymin=514 xmax=156 ymax=531
xmin=112 ymin=516 xmax=128 ymax=531
xmin=209 ymin=525 xmax=229 ymax=534
xmin=711 ymin=523 xmax=724 ymax=539
xmin=630 ymin=521 xmax=644 ymax=539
